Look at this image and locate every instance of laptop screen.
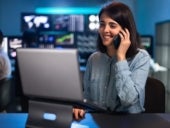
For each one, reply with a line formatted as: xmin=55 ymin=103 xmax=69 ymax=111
xmin=17 ymin=48 xmax=84 ymax=102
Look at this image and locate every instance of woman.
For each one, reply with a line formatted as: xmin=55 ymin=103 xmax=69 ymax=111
xmin=73 ymin=2 xmax=150 ymax=120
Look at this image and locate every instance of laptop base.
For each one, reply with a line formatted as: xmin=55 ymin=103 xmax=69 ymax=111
xmin=26 ymin=100 xmax=73 ymax=128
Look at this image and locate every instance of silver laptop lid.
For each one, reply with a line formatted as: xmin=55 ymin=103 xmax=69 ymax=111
xmin=17 ymin=48 xmax=83 ymax=102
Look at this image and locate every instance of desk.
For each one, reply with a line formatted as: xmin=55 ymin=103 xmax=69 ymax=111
xmin=0 ymin=113 xmax=170 ymax=128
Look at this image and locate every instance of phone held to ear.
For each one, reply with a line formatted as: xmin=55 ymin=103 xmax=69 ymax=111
xmin=113 ymin=35 xmax=121 ymax=49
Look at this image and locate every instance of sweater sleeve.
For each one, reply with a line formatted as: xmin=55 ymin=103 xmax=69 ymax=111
xmin=83 ymin=56 xmax=92 ymax=100
xmin=114 ymin=51 xmax=150 ymax=108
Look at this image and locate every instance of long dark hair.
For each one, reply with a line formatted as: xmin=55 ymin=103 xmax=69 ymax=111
xmin=0 ymin=30 xmax=3 ymax=45
xmin=97 ymin=2 xmax=140 ymax=58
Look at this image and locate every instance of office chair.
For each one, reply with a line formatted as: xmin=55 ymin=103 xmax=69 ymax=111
xmin=0 ymin=78 xmax=12 ymax=112
xmin=144 ymin=77 xmax=165 ymax=113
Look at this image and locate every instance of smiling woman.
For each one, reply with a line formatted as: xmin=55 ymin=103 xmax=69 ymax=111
xmin=73 ymin=1 xmax=151 ymax=120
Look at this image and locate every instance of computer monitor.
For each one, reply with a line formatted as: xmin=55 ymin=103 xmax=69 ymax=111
xmin=38 ymin=32 xmax=75 ymax=49
xmin=38 ymin=34 xmax=55 ymax=48
xmin=86 ymin=14 xmax=99 ymax=32
xmin=140 ymin=35 xmax=153 ymax=58
xmin=21 ymin=13 xmax=52 ymax=32
xmin=54 ymin=33 xmax=75 ymax=48
xmin=8 ymin=36 xmax=22 ymax=59
xmin=52 ymin=14 xmax=85 ymax=32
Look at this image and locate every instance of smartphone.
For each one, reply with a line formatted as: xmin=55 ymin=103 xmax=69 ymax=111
xmin=113 ymin=35 xmax=121 ymax=49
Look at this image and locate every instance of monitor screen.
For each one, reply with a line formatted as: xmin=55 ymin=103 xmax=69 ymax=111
xmin=21 ymin=13 xmax=100 ymax=32
xmin=38 ymin=34 xmax=55 ymax=48
xmin=140 ymin=35 xmax=153 ymax=57
xmin=52 ymin=14 xmax=85 ymax=32
xmin=21 ymin=13 xmax=52 ymax=32
xmin=86 ymin=14 xmax=99 ymax=32
xmin=8 ymin=36 xmax=22 ymax=59
xmin=54 ymin=33 xmax=75 ymax=48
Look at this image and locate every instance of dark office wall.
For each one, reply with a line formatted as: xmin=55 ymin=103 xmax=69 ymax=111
xmin=0 ymin=0 xmax=135 ymax=35
xmin=136 ymin=0 xmax=170 ymax=36
xmin=135 ymin=0 xmax=170 ymax=58
xmin=0 ymin=0 xmax=37 ymax=35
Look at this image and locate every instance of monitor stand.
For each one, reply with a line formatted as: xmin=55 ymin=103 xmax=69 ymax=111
xmin=26 ymin=100 xmax=73 ymax=128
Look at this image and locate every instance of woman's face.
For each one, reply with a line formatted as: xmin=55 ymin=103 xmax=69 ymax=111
xmin=99 ymin=12 xmax=122 ymax=47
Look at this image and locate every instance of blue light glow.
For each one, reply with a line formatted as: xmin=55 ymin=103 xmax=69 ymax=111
xmin=35 ymin=7 xmax=100 ymax=14
xmin=43 ymin=113 xmax=56 ymax=121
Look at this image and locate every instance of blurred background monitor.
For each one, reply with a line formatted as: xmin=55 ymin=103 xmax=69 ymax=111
xmin=38 ymin=32 xmax=75 ymax=49
xmin=86 ymin=14 xmax=99 ymax=32
xmin=54 ymin=33 xmax=75 ymax=48
xmin=21 ymin=13 xmax=52 ymax=32
xmin=52 ymin=14 xmax=85 ymax=32
xmin=38 ymin=34 xmax=55 ymax=48
xmin=140 ymin=35 xmax=153 ymax=58
xmin=8 ymin=36 xmax=22 ymax=59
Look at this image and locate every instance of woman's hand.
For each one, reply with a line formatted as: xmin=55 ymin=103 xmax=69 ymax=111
xmin=117 ymin=28 xmax=131 ymax=61
xmin=73 ymin=108 xmax=86 ymax=120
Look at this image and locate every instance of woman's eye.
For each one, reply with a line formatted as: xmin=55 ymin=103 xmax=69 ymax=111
xmin=99 ymin=22 xmax=105 ymax=27
xmin=110 ymin=24 xmax=117 ymax=29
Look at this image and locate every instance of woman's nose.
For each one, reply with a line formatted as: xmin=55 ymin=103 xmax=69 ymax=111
xmin=103 ymin=25 xmax=110 ymax=32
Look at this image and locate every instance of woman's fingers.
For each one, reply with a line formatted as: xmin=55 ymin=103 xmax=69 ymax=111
xmin=73 ymin=108 xmax=79 ymax=120
xmin=73 ymin=108 xmax=86 ymax=120
xmin=79 ymin=109 xmax=86 ymax=118
xmin=119 ymin=28 xmax=130 ymax=39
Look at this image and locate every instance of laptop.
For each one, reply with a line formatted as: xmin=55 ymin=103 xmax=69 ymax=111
xmin=17 ymin=48 xmax=106 ymax=112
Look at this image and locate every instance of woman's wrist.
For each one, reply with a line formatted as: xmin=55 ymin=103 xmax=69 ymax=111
xmin=117 ymin=55 xmax=126 ymax=61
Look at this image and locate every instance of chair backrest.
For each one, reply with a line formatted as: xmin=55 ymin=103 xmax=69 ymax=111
xmin=144 ymin=77 xmax=165 ymax=113
xmin=0 ymin=78 xmax=11 ymax=112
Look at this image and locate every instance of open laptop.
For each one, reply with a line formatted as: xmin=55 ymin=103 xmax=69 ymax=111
xmin=16 ymin=48 xmax=106 ymax=112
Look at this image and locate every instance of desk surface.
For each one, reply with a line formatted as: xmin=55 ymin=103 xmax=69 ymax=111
xmin=0 ymin=113 xmax=170 ymax=128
